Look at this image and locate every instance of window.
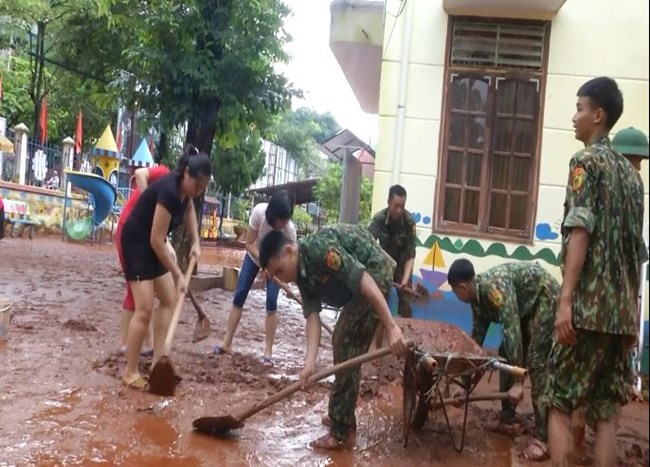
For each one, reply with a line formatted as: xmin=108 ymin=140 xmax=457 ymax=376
xmin=436 ymin=18 xmax=549 ymax=242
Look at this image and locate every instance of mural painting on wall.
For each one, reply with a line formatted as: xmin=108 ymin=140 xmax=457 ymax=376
xmin=0 ymin=187 xmax=90 ymax=235
xmin=409 ymin=211 xmax=561 ymax=351
xmin=411 ymin=240 xmax=505 ymax=349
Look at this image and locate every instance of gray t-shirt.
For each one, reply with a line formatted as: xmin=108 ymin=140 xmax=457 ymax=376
xmin=248 ymin=202 xmax=297 ymax=266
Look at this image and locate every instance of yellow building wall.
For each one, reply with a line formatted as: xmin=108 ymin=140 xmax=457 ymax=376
xmin=373 ymin=0 xmax=649 ymax=319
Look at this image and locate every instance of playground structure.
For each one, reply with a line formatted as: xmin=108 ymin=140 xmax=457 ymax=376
xmin=62 ymin=125 xmax=125 ymax=243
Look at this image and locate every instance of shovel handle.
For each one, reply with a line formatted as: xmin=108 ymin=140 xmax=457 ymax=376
xmin=164 ymin=255 xmax=198 ymax=351
xmin=273 ymin=276 xmax=333 ymax=336
xmin=435 ymin=392 xmax=509 ymax=409
xmin=236 ymin=339 xmax=416 ymax=421
xmin=491 ymin=361 xmax=528 ymax=377
xmin=187 ymin=288 xmax=207 ymax=320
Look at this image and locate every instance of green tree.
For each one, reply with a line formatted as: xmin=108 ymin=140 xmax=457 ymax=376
xmin=292 ymin=205 xmax=313 ymax=236
xmin=269 ymin=107 xmax=341 ymax=178
xmin=313 ymin=162 xmax=373 ymax=225
xmin=55 ymin=0 xmax=298 ymax=267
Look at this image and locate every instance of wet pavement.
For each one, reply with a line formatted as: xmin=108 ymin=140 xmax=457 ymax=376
xmin=0 ymin=238 xmax=648 ymax=466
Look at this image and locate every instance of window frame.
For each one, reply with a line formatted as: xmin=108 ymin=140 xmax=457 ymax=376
xmin=434 ymin=16 xmax=551 ymax=245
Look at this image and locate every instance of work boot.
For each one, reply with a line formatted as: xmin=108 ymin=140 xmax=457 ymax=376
xmin=321 ymin=415 xmax=357 ymax=432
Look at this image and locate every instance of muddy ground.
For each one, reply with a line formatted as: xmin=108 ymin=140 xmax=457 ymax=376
xmin=0 ymin=238 xmax=647 ymax=466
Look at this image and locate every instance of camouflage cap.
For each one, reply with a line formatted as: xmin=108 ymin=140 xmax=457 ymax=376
xmin=612 ymin=127 xmax=649 ymax=158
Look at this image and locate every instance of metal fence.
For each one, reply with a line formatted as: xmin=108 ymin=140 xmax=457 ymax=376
xmin=27 ymin=138 xmax=62 ymax=186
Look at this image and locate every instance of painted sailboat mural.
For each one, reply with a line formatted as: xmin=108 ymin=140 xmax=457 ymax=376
xmin=411 ymin=240 xmax=504 ymax=350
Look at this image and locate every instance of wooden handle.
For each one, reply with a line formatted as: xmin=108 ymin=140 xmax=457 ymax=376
xmin=491 ymin=361 xmax=528 ymax=377
xmin=164 ymin=255 xmax=197 ymax=351
xmin=273 ymin=276 xmax=333 ymax=336
xmin=435 ymin=392 xmax=509 ymax=409
xmin=187 ymin=288 xmax=207 ymax=320
xmin=236 ymin=339 xmax=416 ymax=421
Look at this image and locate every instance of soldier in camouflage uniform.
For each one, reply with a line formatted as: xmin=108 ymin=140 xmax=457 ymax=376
xmin=545 ymin=77 xmax=645 ymax=467
xmin=571 ymin=127 xmax=650 ymax=464
xmin=448 ymin=259 xmax=558 ymax=461
xmin=259 ymin=224 xmax=409 ymax=450
xmin=368 ymin=184 xmax=417 ymax=318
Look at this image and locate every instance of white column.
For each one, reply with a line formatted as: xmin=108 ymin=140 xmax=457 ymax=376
xmin=13 ymin=123 xmax=30 ymax=185
xmin=62 ymin=137 xmax=75 ymax=197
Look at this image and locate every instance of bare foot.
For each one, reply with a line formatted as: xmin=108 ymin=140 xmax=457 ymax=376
xmin=310 ymin=432 xmax=355 ymax=451
xmin=519 ymin=438 xmax=550 ymax=462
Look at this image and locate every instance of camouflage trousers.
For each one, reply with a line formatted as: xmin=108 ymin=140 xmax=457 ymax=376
xmin=394 ymin=266 xmax=412 ymax=318
xmin=499 ymin=295 xmax=555 ymax=442
xmin=542 ymin=329 xmax=631 ymax=424
xmin=328 ymin=296 xmax=379 ymax=440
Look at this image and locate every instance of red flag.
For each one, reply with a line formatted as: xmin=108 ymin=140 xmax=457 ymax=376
xmin=0 ymin=73 xmax=4 ymax=101
xmin=74 ymin=110 xmax=83 ymax=154
xmin=39 ymin=96 xmax=48 ymax=143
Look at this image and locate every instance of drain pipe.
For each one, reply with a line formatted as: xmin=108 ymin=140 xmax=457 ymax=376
xmin=391 ymin=0 xmax=414 ymax=185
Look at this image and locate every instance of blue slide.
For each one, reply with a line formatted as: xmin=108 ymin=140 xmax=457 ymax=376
xmin=65 ymin=171 xmax=117 ymax=226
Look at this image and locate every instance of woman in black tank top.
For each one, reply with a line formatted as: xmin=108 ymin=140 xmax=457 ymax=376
xmin=121 ymin=147 xmax=211 ymax=391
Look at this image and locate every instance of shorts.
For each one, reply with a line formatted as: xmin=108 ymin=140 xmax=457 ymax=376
xmin=544 ymin=328 xmax=630 ymax=422
xmin=232 ymin=253 xmax=279 ymax=313
xmin=115 ymin=222 xmax=135 ymax=311
xmin=120 ymin=227 xmax=167 ymax=282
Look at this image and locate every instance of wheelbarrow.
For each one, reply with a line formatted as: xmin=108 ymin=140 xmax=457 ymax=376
xmin=402 ymin=349 xmax=527 ymax=451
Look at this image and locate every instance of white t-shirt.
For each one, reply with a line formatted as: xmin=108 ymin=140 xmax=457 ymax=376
xmin=248 ymin=202 xmax=297 ymax=265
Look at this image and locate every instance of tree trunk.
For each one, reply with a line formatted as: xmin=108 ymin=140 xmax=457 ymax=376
xmin=171 ymin=97 xmax=220 ymax=272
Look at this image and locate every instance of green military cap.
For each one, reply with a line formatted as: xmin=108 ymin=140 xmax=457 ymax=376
xmin=612 ymin=127 xmax=649 ymax=158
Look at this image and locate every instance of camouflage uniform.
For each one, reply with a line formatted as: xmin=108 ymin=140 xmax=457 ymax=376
xmin=368 ymin=208 xmax=416 ymax=317
xmin=470 ymin=262 xmax=558 ymax=442
xmin=296 ymin=224 xmax=396 ymax=441
xmin=544 ymin=136 xmax=645 ymax=424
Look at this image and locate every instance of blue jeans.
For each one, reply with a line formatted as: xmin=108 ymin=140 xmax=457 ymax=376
xmin=232 ymin=253 xmax=279 ymax=313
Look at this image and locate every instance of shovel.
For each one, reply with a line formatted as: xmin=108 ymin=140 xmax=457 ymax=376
xmin=149 ymin=256 xmax=197 ymax=396
xmin=188 ymin=288 xmax=211 ymax=343
xmin=192 ymin=338 xmax=416 ymax=435
xmin=394 ymin=282 xmax=430 ymax=306
xmin=272 ymin=276 xmax=334 ymax=336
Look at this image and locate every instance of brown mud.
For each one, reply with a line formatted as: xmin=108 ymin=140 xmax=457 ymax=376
xmin=0 ymin=238 xmax=647 ymax=466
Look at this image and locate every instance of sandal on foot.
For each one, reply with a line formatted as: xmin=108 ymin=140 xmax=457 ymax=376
xmin=259 ymin=356 xmax=274 ymax=367
xmin=140 ymin=348 xmax=154 ymax=357
xmin=309 ymin=432 xmax=354 ymax=451
xmin=122 ymin=375 xmax=150 ymax=392
xmin=518 ymin=438 xmax=550 ymax=462
xmin=212 ymin=345 xmax=231 ymax=355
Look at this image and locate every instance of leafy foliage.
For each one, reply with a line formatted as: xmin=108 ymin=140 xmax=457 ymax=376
xmin=269 ymin=107 xmax=341 ymax=178
xmin=313 ymin=162 xmax=373 ymax=225
xmin=292 ymin=205 xmax=313 ymax=235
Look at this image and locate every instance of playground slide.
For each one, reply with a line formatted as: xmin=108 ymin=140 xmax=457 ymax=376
xmin=65 ymin=171 xmax=117 ymax=226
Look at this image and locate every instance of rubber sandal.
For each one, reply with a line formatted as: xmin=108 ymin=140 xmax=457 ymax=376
xmin=518 ymin=438 xmax=550 ymax=462
xmin=122 ymin=375 xmax=150 ymax=392
xmin=259 ymin=356 xmax=274 ymax=367
xmin=140 ymin=349 xmax=154 ymax=357
xmin=212 ymin=345 xmax=230 ymax=355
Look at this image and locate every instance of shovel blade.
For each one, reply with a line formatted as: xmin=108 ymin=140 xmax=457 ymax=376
xmin=192 ymin=317 xmax=211 ymax=343
xmin=149 ymin=356 xmax=178 ymax=396
xmin=192 ymin=415 xmax=244 ymax=435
